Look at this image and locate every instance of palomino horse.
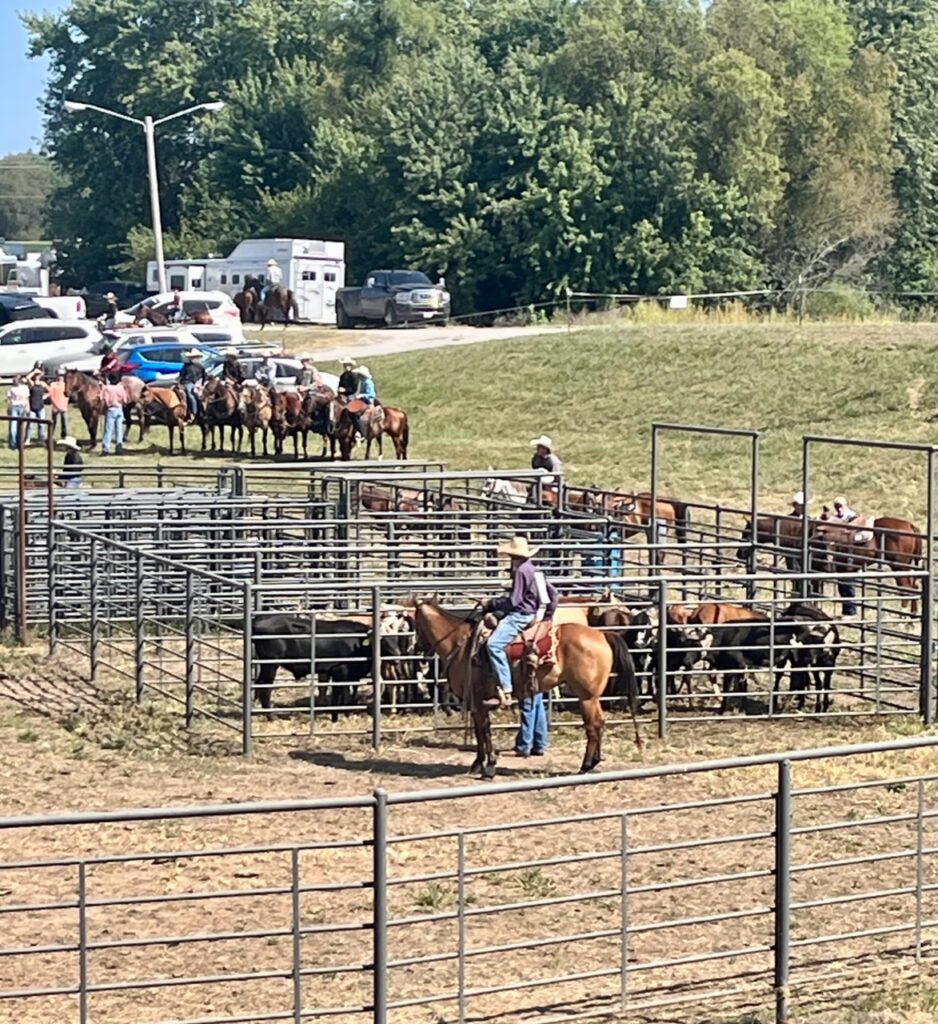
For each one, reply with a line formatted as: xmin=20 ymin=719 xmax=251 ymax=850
xmin=202 ymin=379 xmax=243 ymax=452
xmin=239 ymin=386 xmax=273 ymax=456
xmin=337 ymin=403 xmax=409 ymax=460
xmin=142 ymin=385 xmax=188 ymax=454
xmin=815 ymin=508 xmax=923 ymax=609
xmin=412 ymin=598 xmax=624 ymax=777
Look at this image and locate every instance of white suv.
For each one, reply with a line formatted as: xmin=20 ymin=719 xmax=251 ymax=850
xmin=116 ymin=290 xmax=244 ymax=339
xmin=0 ymin=319 xmax=102 ymax=376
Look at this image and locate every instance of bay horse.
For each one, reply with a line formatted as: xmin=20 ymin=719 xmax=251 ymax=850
xmin=257 ymin=284 xmax=298 ymax=327
xmin=337 ymin=403 xmax=409 ymax=461
xmin=135 ymin=305 xmax=171 ymax=327
xmin=63 ymin=369 xmax=104 ymax=445
xmin=412 ymin=597 xmax=629 ymax=777
xmin=142 ymin=385 xmax=188 ymax=454
xmin=814 ymin=509 xmax=923 ymax=609
xmin=202 ymin=378 xmax=243 ymax=452
xmin=302 ymin=387 xmax=339 ymax=459
xmin=239 ymin=385 xmax=273 ymax=456
xmin=269 ymin=389 xmax=306 ymax=457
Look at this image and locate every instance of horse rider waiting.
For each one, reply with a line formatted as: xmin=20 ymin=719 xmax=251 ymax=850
xmin=99 ymin=342 xmax=121 ymax=379
xmin=351 ymin=365 xmax=377 ymax=439
xmin=101 ymin=373 xmax=126 ymax=456
xmin=337 ymin=357 xmax=358 ymax=398
xmin=58 ymin=435 xmax=83 ymax=488
xmin=178 ymin=349 xmax=207 ymax=422
xmin=170 ymin=287 xmax=184 ymax=323
xmin=790 ymin=491 xmax=807 ymax=517
xmin=255 ymin=353 xmax=276 ymax=390
xmin=101 ymin=291 xmax=118 ymax=329
xmin=220 ymin=348 xmax=244 ymax=388
xmin=263 ymin=259 xmax=283 ymax=302
xmin=481 ymin=535 xmax=558 ymax=711
xmin=295 ymin=354 xmax=322 ymax=391
xmin=832 ymin=495 xmax=861 ymax=617
xmin=530 ymin=434 xmax=563 ymax=499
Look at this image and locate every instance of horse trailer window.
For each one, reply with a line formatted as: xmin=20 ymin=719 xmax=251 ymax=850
xmin=169 ymin=275 xmax=186 ymax=290
xmin=192 ymin=279 xmax=203 ymax=289
xmin=232 ymin=273 xmax=240 ymax=284
xmin=324 ymin=272 xmax=336 ymax=282
xmin=220 ymin=274 xmax=227 ymax=285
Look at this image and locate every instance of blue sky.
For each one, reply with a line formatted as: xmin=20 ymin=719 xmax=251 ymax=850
xmin=2 ymin=1 xmax=63 ymax=157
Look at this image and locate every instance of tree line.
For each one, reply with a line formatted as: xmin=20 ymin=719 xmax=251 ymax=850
xmin=26 ymin=0 xmax=937 ymax=312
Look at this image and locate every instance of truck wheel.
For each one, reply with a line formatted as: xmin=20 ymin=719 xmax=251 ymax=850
xmin=383 ymin=302 xmax=399 ymax=327
xmin=336 ymin=302 xmax=353 ymax=329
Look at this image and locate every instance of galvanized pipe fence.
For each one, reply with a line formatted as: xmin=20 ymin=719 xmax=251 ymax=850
xmin=1 ymin=736 xmax=936 ymax=1024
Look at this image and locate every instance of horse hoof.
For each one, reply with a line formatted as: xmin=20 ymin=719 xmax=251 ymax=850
xmin=481 ymin=763 xmax=497 ymax=780
xmin=468 ymin=759 xmax=482 ymax=775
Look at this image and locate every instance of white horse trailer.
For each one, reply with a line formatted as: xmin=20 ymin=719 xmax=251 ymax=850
xmin=147 ymin=239 xmax=346 ymax=324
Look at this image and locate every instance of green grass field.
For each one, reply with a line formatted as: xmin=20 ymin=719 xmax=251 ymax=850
xmin=6 ymin=320 xmax=936 ymax=520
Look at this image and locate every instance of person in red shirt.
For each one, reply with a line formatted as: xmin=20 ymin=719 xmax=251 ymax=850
xmin=101 ymin=373 xmax=125 ymax=455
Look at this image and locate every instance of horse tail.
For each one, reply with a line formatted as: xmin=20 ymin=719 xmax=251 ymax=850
xmin=400 ymin=414 xmax=410 ymax=459
xmin=604 ymin=631 xmax=643 ymax=750
xmin=671 ymin=499 xmax=690 ymax=545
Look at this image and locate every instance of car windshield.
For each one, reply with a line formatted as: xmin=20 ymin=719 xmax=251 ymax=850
xmin=388 ymin=271 xmax=432 ymax=287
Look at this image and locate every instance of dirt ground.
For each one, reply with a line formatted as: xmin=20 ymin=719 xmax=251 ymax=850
xmin=1 ymin=649 xmax=937 ymax=1024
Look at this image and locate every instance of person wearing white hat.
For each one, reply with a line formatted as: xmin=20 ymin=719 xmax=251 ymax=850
xmin=789 ymin=491 xmax=807 ymax=516
xmin=294 ymin=354 xmax=322 ymax=391
xmin=58 ymin=435 xmax=83 ymax=488
xmin=831 ymin=495 xmax=861 ymax=615
xmin=481 ymin=535 xmax=558 ymax=713
xmin=263 ymin=258 xmax=283 ymax=302
xmin=178 ymin=349 xmax=207 ymax=422
xmin=530 ymin=434 xmax=563 ymax=497
xmin=103 ymin=292 xmax=119 ymax=329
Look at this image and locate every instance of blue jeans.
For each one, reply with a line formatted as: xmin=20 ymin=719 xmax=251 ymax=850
xmin=27 ymin=409 xmax=46 ymax=443
xmin=53 ymin=408 xmax=68 ymax=438
xmin=8 ymin=405 xmax=25 ymax=449
xmin=837 ymin=581 xmax=857 ymax=617
xmin=487 ymin=610 xmax=533 ymax=694
xmin=101 ymin=406 xmax=124 ymax=453
xmin=515 ymin=693 xmax=548 ymax=754
xmin=62 ymin=476 xmax=81 ymax=489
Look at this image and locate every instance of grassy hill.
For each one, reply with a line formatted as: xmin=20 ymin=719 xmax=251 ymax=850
xmin=5 ymin=320 xmax=936 ymax=522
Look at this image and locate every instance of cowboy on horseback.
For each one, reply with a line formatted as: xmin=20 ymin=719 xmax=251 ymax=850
xmin=295 ymin=353 xmax=322 ymax=391
xmin=98 ymin=342 xmax=121 ymax=380
xmin=262 ymin=259 xmax=283 ymax=302
xmin=220 ymin=348 xmax=244 ymax=387
xmin=481 ymin=535 xmax=558 ymax=711
xmin=337 ymin=357 xmax=357 ymax=398
xmin=178 ymin=349 xmax=207 ymax=422
xmin=530 ymin=434 xmax=563 ymax=500
xmin=255 ymin=353 xmax=276 ymax=390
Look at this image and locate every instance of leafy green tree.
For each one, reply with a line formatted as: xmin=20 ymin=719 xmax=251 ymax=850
xmin=0 ymin=152 xmax=57 ymax=240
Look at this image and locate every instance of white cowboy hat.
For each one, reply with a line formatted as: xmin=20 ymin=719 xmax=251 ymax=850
xmin=833 ymin=495 xmax=848 ymax=507
xmin=187 ymin=349 xmax=203 ymax=358
xmin=299 ymin=353 xmax=314 ymax=362
xmin=530 ymin=435 xmax=553 ymax=450
xmin=104 ymin=291 xmax=117 ymax=301
xmin=267 ymin=258 xmax=278 ymax=265
xmin=223 ymin=347 xmax=239 ymax=356
xmin=341 ymin=356 xmax=357 ymax=367
xmin=357 ymin=366 xmax=372 ymax=378
xmin=498 ymin=535 xmax=539 ymax=559
xmin=791 ymin=491 xmax=806 ymax=505
xmin=59 ymin=436 xmax=80 ymax=450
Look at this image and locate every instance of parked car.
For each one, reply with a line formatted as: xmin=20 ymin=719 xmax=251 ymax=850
xmin=151 ymin=355 xmax=339 ymax=394
xmin=115 ymin=290 xmax=244 ymax=339
xmin=117 ymin=341 xmax=222 ymax=383
xmin=41 ymin=327 xmax=203 ymax=376
xmin=0 ymin=293 xmax=47 ymax=327
xmin=0 ymin=319 xmax=102 ymax=376
xmin=14 ymin=292 xmax=87 ymax=321
xmin=335 ymin=270 xmax=450 ymax=328
xmin=83 ymin=281 xmax=148 ymax=318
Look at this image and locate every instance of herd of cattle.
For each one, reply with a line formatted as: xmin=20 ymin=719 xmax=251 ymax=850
xmin=247 ymin=594 xmax=842 ymax=722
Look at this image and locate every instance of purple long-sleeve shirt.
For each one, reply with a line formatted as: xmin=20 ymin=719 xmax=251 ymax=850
xmin=494 ymin=559 xmax=559 ymax=619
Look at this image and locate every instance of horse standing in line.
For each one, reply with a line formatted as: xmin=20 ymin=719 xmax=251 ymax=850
xmin=336 ymin=403 xmax=410 ymax=461
xmin=141 ymin=385 xmax=188 ymax=454
xmin=202 ymin=378 xmax=243 ymax=452
xmin=64 ymin=370 xmax=146 ymax=447
xmin=302 ymin=387 xmax=340 ymax=459
xmin=412 ymin=597 xmax=631 ymax=777
xmin=239 ymin=386 xmax=273 ymax=457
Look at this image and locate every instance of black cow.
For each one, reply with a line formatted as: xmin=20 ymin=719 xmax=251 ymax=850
xmin=251 ymin=615 xmax=408 ymax=721
xmin=780 ymin=603 xmax=841 ymax=713
xmin=651 ymin=613 xmax=716 ymax=698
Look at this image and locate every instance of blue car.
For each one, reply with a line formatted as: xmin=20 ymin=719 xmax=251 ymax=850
xmin=117 ymin=341 xmax=221 ymax=383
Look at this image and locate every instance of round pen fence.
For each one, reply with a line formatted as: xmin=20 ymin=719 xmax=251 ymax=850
xmin=1 ymin=737 xmax=936 ymax=1024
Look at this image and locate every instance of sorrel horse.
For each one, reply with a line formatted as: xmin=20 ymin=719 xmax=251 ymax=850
xmin=337 ymin=403 xmax=409 ymax=461
xmin=815 ymin=508 xmax=923 ymax=608
xmin=412 ymin=598 xmax=624 ymax=777
xmin=202 ymin=379 xmax=243 ymax=452
xmin=269 ymin=390 xmax=307 ymax=457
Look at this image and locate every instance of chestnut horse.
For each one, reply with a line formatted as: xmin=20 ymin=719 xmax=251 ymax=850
xmin=412 ymin=598 xmax=620 ymax=777
xmin=815 ymin=509 xmax=923 ymax=608
xmin=587 ymin=491 xmax=690 ymax=547
xmin=337 ymin=403 xmax=410 ymax=461
xmin=239 ymin=385 xmax=273 ymax=456
xmin=142 ymin=385 xmax=188 ymax=454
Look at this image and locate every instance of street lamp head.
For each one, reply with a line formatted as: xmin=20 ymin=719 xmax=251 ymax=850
xmin=62 ymin=100 xmax=88 ymax=113
xmin=202 ymin=101 xmax=225 ymax=112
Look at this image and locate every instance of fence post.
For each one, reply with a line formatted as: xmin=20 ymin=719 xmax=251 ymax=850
xmin=88 ymin=537 xmax=99 ymax=682
xmin=915 ymin=779 xmax=924 ymax=959
xmin=920 ymin=573 xmax=933 ymax=724
xmin=774 ymin=759 xmax=792 ymax=1024
xmin=241 ymin=581 xmax=253 ymax=756
xmin=291 ymin=848 xmax=303 ymax=1022
xmin=619 ymin=812 xmax=629 ymax=1010
xmin=185 ymin=570 xmax=195 ymax=729
xmin=134 ymin=552 xmax=145 ymax=704
xmin=656 ymin=579 xmax=668 ymax=739
xmin=373 ymin=788 xmax=389 ymax=1024
xmin=48 ymin=522 xmax=58 ymax=655
xmin=457 ymin=831 xmax=467 ymax=1024
xmin=372 ymin=585 xmax=383 ymax=749
xmin=78 ymin=860 xmax=88 ymax=1024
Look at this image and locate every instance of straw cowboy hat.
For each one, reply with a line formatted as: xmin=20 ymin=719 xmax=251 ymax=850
xmin=299 ymin=352 xmax=314 ymax=362
xmin=223 ymin=347 xmax=239 ymax=356
xmin=498 ymin=535 xmax=539 ymax=559
xmin=341 ymin=356 xmax=357 ymax=367
xmin=267 ymin=258 xmax=278 ymax=266
xmin=104 ymin=291 xmax=117 ymax=301
xmin=530 ymin=435 xmax=553 ymax=450
xmin=358 ymin=366 xmax=372 ymax=379
xmin=59 ymin=436 xmax=80 ymax=450
xmin=791 ymin=491 xmax=807 ymax=505
xmin=834 ymin=495 xmax=848 ymax=507
xmin=186 ymin=349 xmax=203 ymax=359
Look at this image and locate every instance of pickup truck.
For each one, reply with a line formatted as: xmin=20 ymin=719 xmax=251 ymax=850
xmin=335 ymin=270 xmax=450 ymax=328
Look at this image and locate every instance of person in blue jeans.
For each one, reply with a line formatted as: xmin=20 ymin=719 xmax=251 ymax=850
xmin=100 ymin=373 xmax=126 ymax=455
xmin=482 ymin=535 xmax=558 ymax=711
xmin=514 ymin=693 xmax=548 ymax=757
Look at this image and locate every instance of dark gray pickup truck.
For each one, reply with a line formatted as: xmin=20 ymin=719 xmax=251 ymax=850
xmin=335 ymin=270 xmax=450 ymax=328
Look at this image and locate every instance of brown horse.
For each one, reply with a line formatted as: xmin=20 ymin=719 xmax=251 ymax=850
xmin=269 ymin=390 xmax=307 ymax=457
xmin=142 ymin=385 xmax=188 ymax=454
xmin=202 ymin=378 xmax=243 ymax=452
xmin=302 ymin=387 xmax=339 ymax=459
xmin=589 ymin=491 xmax=690 ymax=548
xmin=233 ymin=285 xmax=259 ymax=324
xmin=257 ymin=284 xmax=299 ymax=327
xmin=239 ymin=385 xmax=273 ymax=456
xmin=815 ymin=509 xmax=923 ymax=608
xmin=135 ymin=305 xmax=171 ymax=327
xmin=64 ymin=370 xmax=144 ymax=445
xmin=412 ymin=598 xmax=619 ymax=777
xmin=337 ymin=403 xmax=409 ymax=461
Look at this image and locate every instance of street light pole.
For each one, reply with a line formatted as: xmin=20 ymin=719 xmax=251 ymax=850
xmin=142 ymin=115 xmax=168 ymax=293
xmin=63 ymin=99 xmax=224 ymax=295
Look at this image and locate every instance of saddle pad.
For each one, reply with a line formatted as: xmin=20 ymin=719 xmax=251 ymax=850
xmin=346 ymin=398 xmax=366 ymax=414
xmin=506 ymin=624 xmax=555 ymax=664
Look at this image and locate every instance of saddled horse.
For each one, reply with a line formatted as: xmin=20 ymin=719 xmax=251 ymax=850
xmin=239 ymin=385 xmax=273 ymax=457
xmin=815 ymin=508 xmax=923 ymax=609
xmin=202 ymin=378 xmax=243 ymax=452
xmin=270 ymin=390 xmax=307 ymax=457
xmin=302 ymin=387 xmax=340 ymax=459
xmin=736 ymin=514 xmax=826 ymax=598
xmin=337 ymin=402 xmax=409 ymax=461
xmin=257 ymin=284 xmax=299 ymax=327
xmin=135 ymin=305 xmax=170 ymax=327
xmin=64 ymin=370 xmax=146 ymax=446
xmin=412 ymin=597 xmax=636 ymax=777
xmin=586 ymin=491 xmax=690 ymax=547
xmin=142 ymin=385 xmax=188 ymax=454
